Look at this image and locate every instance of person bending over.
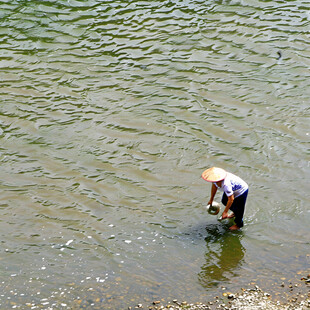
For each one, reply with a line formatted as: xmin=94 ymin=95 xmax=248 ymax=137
xmin=202 ymin=167 xmax=249 ymax=230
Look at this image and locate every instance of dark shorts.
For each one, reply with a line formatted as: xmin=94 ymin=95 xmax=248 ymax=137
xmin=221 ymin=189 xmax=248 ymax=228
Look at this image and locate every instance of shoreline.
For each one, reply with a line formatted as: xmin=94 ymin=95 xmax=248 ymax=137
xmin=129 ymin=274 xmax=310 ymax=310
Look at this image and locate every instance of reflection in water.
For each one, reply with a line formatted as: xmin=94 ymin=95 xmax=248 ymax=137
xmin=198 ymin=223 xmax=244 ymax=288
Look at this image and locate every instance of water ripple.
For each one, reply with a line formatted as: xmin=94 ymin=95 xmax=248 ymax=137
xmin=0 ymin=0 xmax=309 ymax=308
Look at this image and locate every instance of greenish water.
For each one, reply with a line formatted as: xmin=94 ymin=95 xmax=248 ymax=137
xmin=0 ymin=0 xmax=309 ymax=309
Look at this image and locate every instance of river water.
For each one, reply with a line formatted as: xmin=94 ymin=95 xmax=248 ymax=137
xmin=0 ymin=0 xmax=309 ymax=309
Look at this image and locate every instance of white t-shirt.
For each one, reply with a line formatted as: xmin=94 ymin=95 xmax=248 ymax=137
xmin=215 ymin=172 xmax=248 ymax=198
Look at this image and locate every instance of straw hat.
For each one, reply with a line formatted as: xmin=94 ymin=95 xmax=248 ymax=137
xmin=202 ymin=167 xmax=227 ymax=182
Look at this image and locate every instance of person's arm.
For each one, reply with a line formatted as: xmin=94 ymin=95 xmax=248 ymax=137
xmin=222 ymin=194 xmax=234 ymax=219
xmin=208 ymin=183 xmax=217 ymax=205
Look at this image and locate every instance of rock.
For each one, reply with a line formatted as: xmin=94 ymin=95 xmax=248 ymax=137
xmin=131 ymin=284 xmax=309 ymax=310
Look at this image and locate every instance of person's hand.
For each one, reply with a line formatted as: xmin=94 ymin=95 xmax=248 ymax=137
xmin=221 ymin=211 xmax=228 ymax=219
xmin=207 ymin=200 xmax=213 ymax=206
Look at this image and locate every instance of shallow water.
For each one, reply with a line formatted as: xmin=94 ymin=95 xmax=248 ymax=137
xmin=0 ymin=0 xmax=309 ymax=309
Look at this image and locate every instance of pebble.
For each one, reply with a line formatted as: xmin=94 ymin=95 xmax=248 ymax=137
xmin=132 ymin=283 xmax=309 ymax=310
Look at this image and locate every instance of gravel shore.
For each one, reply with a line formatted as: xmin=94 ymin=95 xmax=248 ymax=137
xmin=130 ymin=275 xmax=310 ymax=310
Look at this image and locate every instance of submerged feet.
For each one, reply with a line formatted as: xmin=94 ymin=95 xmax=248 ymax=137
xmin=229 ymin=224 xmax=240 ymax=230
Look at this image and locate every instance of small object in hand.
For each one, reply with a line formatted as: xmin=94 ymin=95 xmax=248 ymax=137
xmin=218 ymin=210 xmax=234 ymax=221
xmin=206 ymin=201 xmax=220 ymax=215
